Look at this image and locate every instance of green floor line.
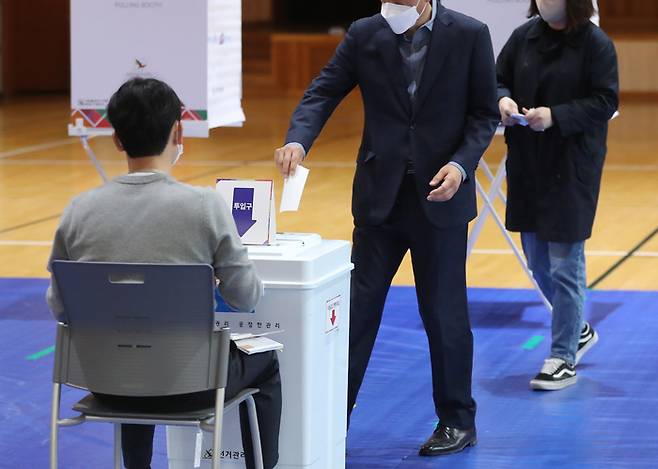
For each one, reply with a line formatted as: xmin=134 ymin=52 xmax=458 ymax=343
xmin=26 ymin=345 xmax=55 ymax=361
xmin=522 ymin=335 xmax=544 ymax=350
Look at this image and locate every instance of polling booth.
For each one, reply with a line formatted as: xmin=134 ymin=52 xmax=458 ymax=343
xmin=69 ymin=0 xmax=246 ymax=183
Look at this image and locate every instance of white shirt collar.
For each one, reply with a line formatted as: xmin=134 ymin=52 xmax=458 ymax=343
xmin=422 ymin=0 xmax=438 ymax=31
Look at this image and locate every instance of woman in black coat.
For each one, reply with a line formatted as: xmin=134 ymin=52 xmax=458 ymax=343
xmin=496 ymin=0 xmax=619 ymax=390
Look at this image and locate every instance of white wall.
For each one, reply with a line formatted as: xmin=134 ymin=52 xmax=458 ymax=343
xmin=442 ymin=0 xmax=529 ymax=59
xmin=442 ymin=0 xmax=600 ymax=59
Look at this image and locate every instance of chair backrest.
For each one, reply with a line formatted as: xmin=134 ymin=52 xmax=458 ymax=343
xmin=51 ymin=261 xmax=230 ymax=397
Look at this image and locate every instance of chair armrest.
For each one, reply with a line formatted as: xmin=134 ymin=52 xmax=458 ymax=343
xmin=209 ymin=327 xmax=232 ymax=390
xmin=52 ymin=323 xmax=70 ymax=384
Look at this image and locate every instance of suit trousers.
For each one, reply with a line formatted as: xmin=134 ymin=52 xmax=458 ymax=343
xmin=347 ymin=174 xmax=476 ymax=429
xmin=95 ymin=344 xmax=281 ymax=469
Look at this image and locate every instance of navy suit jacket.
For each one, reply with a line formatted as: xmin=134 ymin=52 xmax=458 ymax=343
xmin=286 ymin=5 xmax=500 ymax=228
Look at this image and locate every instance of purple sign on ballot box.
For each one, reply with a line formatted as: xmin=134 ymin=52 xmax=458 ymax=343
xmin=231 ymin=187 xmax=257 ymax=236
xmin=216 ymin=179 xmax=275 ymax=245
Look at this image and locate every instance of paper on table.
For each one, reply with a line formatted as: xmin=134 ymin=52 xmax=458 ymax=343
xmin=231 ymin=330 xmax=285 ymax=341
xmin=235 ymin=336 xmax=284 ymax=355
xmin=280 ymin=165 xmax=309 ymax=212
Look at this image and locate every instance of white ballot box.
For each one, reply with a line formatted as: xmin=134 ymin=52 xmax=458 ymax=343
xmin=167 ymin=233 xmax=353 ymax=468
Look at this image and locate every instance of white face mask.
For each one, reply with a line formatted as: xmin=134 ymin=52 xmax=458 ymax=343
xmin=172 ymin=143 xmax=184 ymax=166
xmin=537 ymin=0 xmax=567 ymax=25
xmin=381 ymin=1 xmax=426 ymax=35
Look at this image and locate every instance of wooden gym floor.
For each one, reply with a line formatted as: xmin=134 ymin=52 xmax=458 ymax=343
xmin=0 ymin=89 xmax=656 ymax=290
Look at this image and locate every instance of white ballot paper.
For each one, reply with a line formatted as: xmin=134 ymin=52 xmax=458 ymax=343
xmin=230 ymin=330 xmax=284 ymax=341
xmin=234 ymin=336 xmax=284 ymax=355
xmin=280 ymin=165 xmax=310 ymax=212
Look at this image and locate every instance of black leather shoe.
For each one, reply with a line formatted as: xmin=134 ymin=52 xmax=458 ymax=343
xmin=418 ymin=424 xmax=477 ymax=456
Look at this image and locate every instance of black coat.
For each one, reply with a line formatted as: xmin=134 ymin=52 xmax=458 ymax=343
xmin=497 ymin=18 xmax=619 ymax=242
xmin=286 ymin=5 xmax=500 ymax=228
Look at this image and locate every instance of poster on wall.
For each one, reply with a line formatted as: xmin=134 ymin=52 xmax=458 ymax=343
xmin=69 ymin=0 xmax=244 ymax=138
xmin=208 ymin=0 xmax=246 ymax=128
xmin=442 ymin=0 xmax=600 ymax=60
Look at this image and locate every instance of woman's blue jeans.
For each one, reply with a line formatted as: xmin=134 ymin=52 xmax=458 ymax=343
xmin=521 ymin=232 xmax=586 ymax=366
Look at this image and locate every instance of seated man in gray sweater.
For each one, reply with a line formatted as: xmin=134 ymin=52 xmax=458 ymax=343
xmin=46 ymin=78 xmax=281 ymax=469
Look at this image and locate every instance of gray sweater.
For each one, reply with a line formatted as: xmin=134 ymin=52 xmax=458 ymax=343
xmin=46 ymin=172 xmax=262 ymax=321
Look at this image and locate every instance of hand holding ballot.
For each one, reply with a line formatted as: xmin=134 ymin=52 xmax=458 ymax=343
xmin=274 ymin=142 xmax=305 ymax=177
xmin=510 ymin=113 xmax=528 ymax=126
xmin=498 ymin=97 xmax=552 ymax=132
xmin=499 ymin=96 xmax=521 ymax=127
xmin=274 ymin=142 xmax=309 ymax=212
xmin=522 ymin=107 xmax=553 ymax=132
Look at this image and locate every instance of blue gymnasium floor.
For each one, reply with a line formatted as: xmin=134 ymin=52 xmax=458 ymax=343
xmin=1 ymin=278 xmax=657 ymax=468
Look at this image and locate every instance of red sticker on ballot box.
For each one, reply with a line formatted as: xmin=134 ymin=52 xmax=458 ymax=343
xmin=326 ymin=296 xmax=341 ymax=333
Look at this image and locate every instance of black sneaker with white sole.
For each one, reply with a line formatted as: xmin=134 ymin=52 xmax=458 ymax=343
xmin=530 ymin=358 xmax=577 ymax=391
xmin=576 ymin=322 xmax=599 ymax=365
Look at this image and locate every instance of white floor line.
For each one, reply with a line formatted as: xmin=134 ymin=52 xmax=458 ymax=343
xmin=604 ymin=164 xmax=658 ymax=172
xmin=250 ymin=160 xmax=357 ymax=168
xmin=471 ymin=248 xmax=658 ymax=258
xmin=0 ymin=158 xmax=244 ymax=167
xmin=1 ymin=158 xmax=657 ymax=172
xmin=0 ymin=240 xmax=53 ymax=246
xmin=627 ymin=251 xmax=658 ymax=258
xmin=1 ymin=240 xmax=657 ymax=258
xmin=0 ymin=138 xmax=93 ymax=160
xmin=483 ymin=163 xmax=658 ymax=172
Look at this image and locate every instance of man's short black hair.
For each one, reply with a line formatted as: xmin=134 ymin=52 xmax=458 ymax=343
xmin=107 ymin=78 xmax=182 ymax=158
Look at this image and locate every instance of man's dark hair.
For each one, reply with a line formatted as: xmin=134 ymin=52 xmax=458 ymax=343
xmin=107 ymin=78 xmax=182 ymax=158
xmin=529 ymin=0 xmax=594 ymax=32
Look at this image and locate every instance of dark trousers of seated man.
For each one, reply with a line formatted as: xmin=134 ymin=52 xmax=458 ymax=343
xmin=95 ymin=344 xmax=282 ymax=469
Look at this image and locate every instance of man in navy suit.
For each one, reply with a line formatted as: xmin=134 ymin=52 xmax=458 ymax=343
xmin=274 ymin=0 xmax=499 ymax=455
